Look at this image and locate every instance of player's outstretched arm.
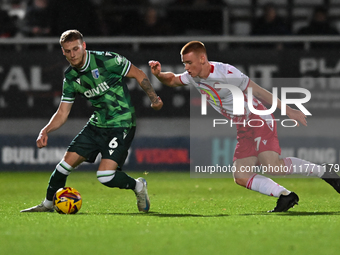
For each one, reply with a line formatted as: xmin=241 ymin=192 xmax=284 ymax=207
xmin=36 ymin=102 xmax=73 ymax=148
xmin=126 ymin=64 xmax=163 ymax=111
xmin=248 ymin=80 xmax=307 ymax=127
xmin=149 ymin=60 xmax=184 ymax=87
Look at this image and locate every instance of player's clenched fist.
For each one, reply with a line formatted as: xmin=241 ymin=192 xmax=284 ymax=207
xmin=36 ymin=129 xmax=48 ymax=148
xmin=151 ymin=96 xmax=163 ymax=111
xmin=148 ymin=60 xmax=162 ymax=76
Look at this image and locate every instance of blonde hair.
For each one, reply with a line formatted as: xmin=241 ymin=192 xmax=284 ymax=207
xmin=59 ymin=30 xmax=83 ymax=46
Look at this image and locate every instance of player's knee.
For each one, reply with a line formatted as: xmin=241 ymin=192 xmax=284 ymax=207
xmin=260 ymin=158 xmax=285 ymax=175
xmin=234 ymin=177 xmax=247 ymax=187
xmin=258 ymin=153 xmax=284 ymax=169
xmin=233 ymin=170 xmax=250 ymax=187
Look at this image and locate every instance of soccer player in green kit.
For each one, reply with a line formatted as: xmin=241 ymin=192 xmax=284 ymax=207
xmin=21 ymin=30 xmax=163 ymax=213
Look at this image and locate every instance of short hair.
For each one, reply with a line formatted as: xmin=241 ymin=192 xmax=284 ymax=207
xmin=180 ymin=41 xmax=207 ymax=56
xmin=59 ymin=30 xmax=83 ymax=46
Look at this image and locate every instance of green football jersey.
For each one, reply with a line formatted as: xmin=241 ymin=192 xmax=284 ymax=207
xmin=61 ymin=50 xmax=136 ymax=128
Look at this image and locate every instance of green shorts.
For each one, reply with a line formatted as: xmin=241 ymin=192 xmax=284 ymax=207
xmin=68 ymin=123 xmax=136 ymax=168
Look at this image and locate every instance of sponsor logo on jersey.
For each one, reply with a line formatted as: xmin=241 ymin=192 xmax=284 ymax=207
xmin=91 ymin=68 xmax=100 ymax=79
xmin=115 ymin=55 xmax=123 ymax=65
xmin=197 ymin=82 xmax=223 ymax=107
xmin=84 ymin=81 xmax=110 ymax=98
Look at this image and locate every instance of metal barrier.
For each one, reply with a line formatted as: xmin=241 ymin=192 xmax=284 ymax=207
xmin=0 ymin=35 xmax=339 ymax=51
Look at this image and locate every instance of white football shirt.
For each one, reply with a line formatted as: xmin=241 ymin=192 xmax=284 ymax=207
xmin=179 ymin=61 xmax=261 ymax=121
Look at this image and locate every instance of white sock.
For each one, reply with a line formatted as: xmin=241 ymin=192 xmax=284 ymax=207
xmin=43 ymin=198 xmax=53 ymax=209
xmin=97 ymin=170 xmax=116 ymax=184
xmin=283 ymin=157 xmax=325 ymax=177
xmin=246 ymin=174 xmax=290 ymax=197
xmin=56 ymin=160 xmax=74 ymax=175
xmin=134 ymin=179 xmax=143 ymax=193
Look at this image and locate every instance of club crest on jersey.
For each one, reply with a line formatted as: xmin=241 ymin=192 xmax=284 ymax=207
xmin=91 ymin=69 xmax=100 ymax=79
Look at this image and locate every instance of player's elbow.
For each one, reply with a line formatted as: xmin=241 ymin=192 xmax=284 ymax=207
xmin=135 ymin=68 xmax=148 ymax=83
xmin=168 ymin=76 xmax=183 ymax=87
xmin=167 ymin=79 xmax=178 ymax=87
xmin=127 ymin=64 xmax=147 ymax=82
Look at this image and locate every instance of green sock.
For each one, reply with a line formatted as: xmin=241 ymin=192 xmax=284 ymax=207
xmin=46 ymin=161 xmax=73 ymax=201
xmin=97 ymin=170 xmax=136 ymax=190
xmin=46 ymin=169 xmax=68 ymax=200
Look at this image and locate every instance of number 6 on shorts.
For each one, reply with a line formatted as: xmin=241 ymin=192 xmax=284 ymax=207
xmin=109 ymin=137 xmax=118 ymax=149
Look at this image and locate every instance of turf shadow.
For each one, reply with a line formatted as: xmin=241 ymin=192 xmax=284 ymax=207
xmin=77 ymin=212 xmax=229 ymax=217
xmin=143 ymin=212 xmax=229 ymax=218
xmin=271 ymin=211 xmax=340 ymax=216
xmin=238 ymin=211 xmax=340 ymax=216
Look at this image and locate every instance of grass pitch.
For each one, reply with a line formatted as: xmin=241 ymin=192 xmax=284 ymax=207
xmin=1 ymin=171 xmax=340 ymax=255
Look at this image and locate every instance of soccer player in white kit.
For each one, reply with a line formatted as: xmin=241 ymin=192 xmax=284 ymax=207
xmin=149 ymin=41 xmax=340 ymax=212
